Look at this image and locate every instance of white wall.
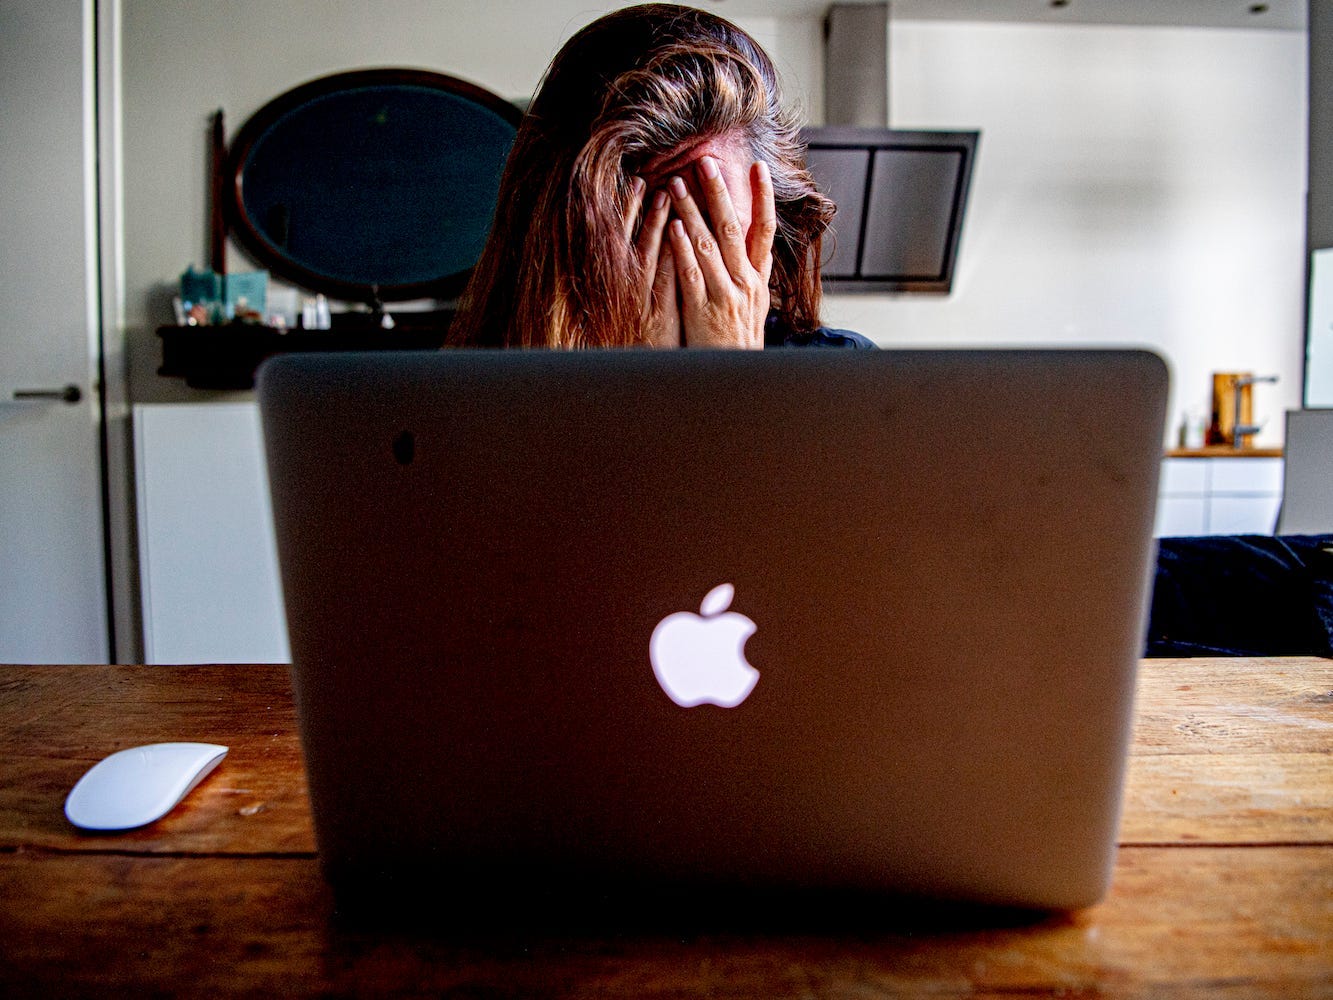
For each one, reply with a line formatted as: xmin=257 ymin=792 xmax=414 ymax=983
xmin=119 ymin=5 xmax=1307 ymax=445
xmin=1308 ymin=0 xmax=1333 ymax=406
xmin=823 ymin=21 xmax=1306 ymax=445
xmin=1311 ymin=0 xmax=1333 ymax=252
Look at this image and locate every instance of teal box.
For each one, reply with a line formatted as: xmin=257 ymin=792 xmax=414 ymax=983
xmin=224 ymin=271 xmax=268 ymax=315
xmin=180 ymin=266 xmax=221 ymax=305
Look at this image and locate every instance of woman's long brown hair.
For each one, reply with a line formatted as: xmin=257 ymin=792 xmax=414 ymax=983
xmin=448 ymin=3 xmax=833 ymax=348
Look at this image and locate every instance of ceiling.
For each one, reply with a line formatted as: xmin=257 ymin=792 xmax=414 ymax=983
xmin=705 ymin=0 xmax=1305 ymax=32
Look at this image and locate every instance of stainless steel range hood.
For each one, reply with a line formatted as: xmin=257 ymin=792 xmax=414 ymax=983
xmin=804 ymin=3 xmax=979 ymax=294
xmin=823 ymin=2 xmax=890 ymax=128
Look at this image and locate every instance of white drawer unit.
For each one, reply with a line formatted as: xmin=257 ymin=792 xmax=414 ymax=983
xmin=1155 ymin=456 xmax=1284 ymax=537
xmin=134 ymin=403 xmax=290 ymax=664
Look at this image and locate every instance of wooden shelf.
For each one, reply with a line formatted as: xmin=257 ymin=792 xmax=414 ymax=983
xmin=157 ymin=317 xmax=450 ymax=390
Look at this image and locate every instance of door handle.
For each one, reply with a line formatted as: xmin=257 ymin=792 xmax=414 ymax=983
xmin=12 ymin=384 xmax=82 ymax=404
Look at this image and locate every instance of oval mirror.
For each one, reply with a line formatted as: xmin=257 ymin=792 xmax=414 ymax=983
xmin=226 ymin=68 xmax=522 ymax=303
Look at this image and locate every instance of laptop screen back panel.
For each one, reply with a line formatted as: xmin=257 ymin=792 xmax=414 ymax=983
xmin=259 ymin=349 xmax=1167 ymax=909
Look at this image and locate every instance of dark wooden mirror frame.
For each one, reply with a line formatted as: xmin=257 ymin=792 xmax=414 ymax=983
xmin=224 ymin=67 xmax=524 ymax=304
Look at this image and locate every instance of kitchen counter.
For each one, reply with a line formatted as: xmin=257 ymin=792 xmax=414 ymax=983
xmin=1166 ymin=446 xmax=1284 ymax=458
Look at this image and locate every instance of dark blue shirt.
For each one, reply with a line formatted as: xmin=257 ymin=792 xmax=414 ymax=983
xmin=764 ymin=315 xmax=876 ymax=349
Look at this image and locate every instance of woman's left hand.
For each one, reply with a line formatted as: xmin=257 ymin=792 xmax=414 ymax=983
xmin=666 ymin=157 xmax=776 ymax=350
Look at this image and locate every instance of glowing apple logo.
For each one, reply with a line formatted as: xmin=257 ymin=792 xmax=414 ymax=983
xmin=649 ymin=583 xmax=759 ymax=708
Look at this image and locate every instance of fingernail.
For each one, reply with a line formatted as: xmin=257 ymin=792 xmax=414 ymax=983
xmin=653 ymin=189 xmax=668 ymax=210
xmin=670 ymin=219 xmax=685 ymax=237
xmin=631 ymin=175 xmax=645 ymax=194
xmin=700 ymin=156 xmax=719 ymax=179
xmin=669 ymin=176 xmax=688 ymax=199
xmin=755 ymin=160 xmax=770 ymax=183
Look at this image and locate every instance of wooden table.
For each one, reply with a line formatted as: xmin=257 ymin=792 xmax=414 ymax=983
xmin=1 ymin=658 xmax=1330 ymax=998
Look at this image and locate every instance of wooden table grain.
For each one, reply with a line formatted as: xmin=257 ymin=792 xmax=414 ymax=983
xmin=1 ymin=658 xmax=1330 ymax=998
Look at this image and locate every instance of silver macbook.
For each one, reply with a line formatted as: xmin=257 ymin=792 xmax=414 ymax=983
xmin=257 ymin=348 xmax=1167 ymax=911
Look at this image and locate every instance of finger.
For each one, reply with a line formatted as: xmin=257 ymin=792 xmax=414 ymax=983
xmin=635 ymin=188 xmax=670 ymax=276
xmin=668 ymin=175 xmax=730 ymax=299
xmin=653 ymin=240 xmax=677 ymax=309
xmin=640 ymin=241 xmax=680 ymax=348
xmin=622 ymin=176 xmax=646 ymax=242
xmin=747 ymin=161 xmax=777 ymax=282
xmin=668 ymin=216 xmax=708 ymax=309
xmin=695 ymin=156 xmax=749 ymax=279
xmin=653 ymin=244 xmax=682 ymax=347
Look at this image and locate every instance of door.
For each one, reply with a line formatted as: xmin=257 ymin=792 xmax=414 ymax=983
xmin=0 ymin=0 xmax=109 ymax=662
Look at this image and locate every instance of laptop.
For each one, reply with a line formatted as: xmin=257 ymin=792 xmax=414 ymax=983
xmin=257 ymin=348 xmax=1167 ymax=912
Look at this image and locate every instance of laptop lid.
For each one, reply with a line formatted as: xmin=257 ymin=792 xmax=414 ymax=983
xmin=258 ymin=348 xmax=1167 ymax=910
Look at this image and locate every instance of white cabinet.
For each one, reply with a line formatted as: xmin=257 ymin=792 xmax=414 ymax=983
xmin=134 ymin=403 xmax=289 ymax=663
xmin=1154 ymin=456 xmax=1284 ymax=537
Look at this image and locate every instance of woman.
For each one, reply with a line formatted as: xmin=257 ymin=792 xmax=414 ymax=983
xmin=448 ymin=3 xmax=872 ymax=350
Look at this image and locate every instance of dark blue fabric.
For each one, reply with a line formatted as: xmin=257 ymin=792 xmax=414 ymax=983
xmin=781 ymin=327 xmax=877 ymax=349
xmin=1145 ymin=534 xmax=1333 ymax=657
xmin=764 ymin=315 xmax=876 ymax=349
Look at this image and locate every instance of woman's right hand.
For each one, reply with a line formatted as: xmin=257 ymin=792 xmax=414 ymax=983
xmin=629 ymin=177 xmax=682 ymax=348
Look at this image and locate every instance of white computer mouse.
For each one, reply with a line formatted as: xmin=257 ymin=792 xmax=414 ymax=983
xmin=65 ymin=742 xmax=228 ymax=832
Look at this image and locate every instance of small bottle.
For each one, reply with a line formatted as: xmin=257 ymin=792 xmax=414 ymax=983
xmin=1204 ymin=409 xmax=1225 ymax=446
